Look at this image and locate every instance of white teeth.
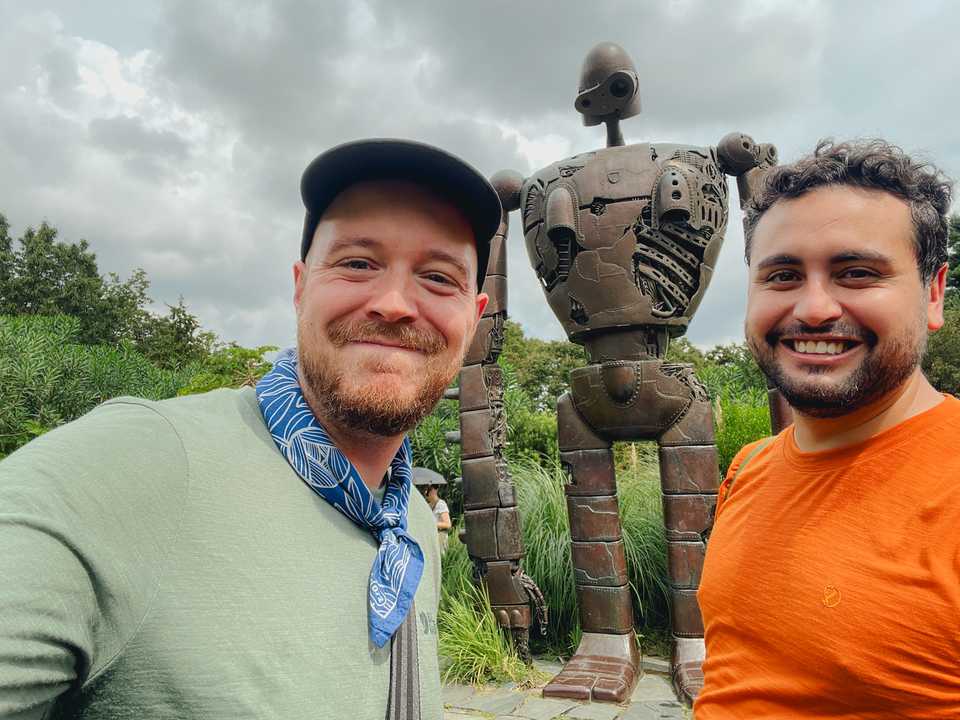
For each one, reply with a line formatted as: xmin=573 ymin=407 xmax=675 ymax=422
xmin=793 ymin=340 xmax=846 ymax=355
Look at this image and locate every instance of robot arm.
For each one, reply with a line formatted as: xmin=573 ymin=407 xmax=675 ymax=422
xmin=716 ymin=132 xmax=778 ymax=209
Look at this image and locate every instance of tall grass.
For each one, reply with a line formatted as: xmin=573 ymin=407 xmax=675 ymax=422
xmin=438 ymin=575 xmax=539 ymax=686
xmin=438 ymin=453 xmax=671 ymax=677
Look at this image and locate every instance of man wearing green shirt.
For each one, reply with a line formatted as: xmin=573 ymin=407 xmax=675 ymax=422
xmin=0 ymin=139 xmax=501 ymax=720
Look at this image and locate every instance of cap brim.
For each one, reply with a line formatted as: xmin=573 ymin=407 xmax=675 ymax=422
xmin=300 ymin=139 xmax=501 ymax=291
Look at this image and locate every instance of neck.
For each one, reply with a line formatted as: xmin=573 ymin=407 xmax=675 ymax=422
xmin=791 ymin=368 xmax=943 ymax=453
xmin=297 ymin=370 xmax=405 ymax=492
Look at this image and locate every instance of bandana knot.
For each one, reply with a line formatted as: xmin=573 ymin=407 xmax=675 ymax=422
xmin=256 ymin=348 xmax=424 ymax=647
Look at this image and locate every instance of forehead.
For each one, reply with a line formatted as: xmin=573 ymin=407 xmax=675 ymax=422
xmin=751 ymin=185 xmax=914 ymax=264
xmin=312 ymin=179 xmax=475 ymax=253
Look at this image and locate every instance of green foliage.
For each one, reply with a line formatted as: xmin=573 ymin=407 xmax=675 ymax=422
xmin=700 ymin=342 xmax=767 ymax=401
xmin=714 ymin=396 xmax=772 ymax=475
xmin=135 ymin=299 xmax=218 ymax=370
xmin=924 ymin=293 xmax=960 ymax=395
xmin=178 ymin=343 xmax=278 ymax=395
xmin=501 ymin=320 xmax=587 ymax=411
xmin=0 ymin=315 xmax=191 ymax=458
xmin=438 ymin=574 xmax=543 ymax=686
xmin=0 ymin=213 xmax=214 ymax=369
xmin=500 ymin=363 xmax=558 ymax=464
xmin=947 ymin=214 xmax=960 ymax=293
xmin=665 ymin=337 xmax=707 ymax=370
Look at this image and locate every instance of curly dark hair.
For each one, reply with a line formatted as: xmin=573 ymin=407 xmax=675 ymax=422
xmin=743 ymin=139 xmax=953 ymax=282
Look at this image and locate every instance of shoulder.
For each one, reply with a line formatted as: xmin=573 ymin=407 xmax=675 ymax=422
xmin=434 ymin=499 xmax=449 ymax=514
xmin=724 ymin=434 xmax=778 ymax=485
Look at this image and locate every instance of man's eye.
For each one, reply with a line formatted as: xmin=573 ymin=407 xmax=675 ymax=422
xmin=839 ymin=267 xmax=876 ymax=280
xmin=342 ymin=259 xmax=373 ymax=270
xmin=424 ymin=272 xmax=454 ymax=286
xmin=766 ymin=270 xmax=800 ymax=283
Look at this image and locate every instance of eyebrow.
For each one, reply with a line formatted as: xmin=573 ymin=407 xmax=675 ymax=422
xmin=754 ymin=249 xmax=895 ymax=271
xmin=755 ymin=254 xmax=801 ymax=271
xmin=324 ymin=236 xmax=471 ymax=280
xmin=828 ymin=250 xmax=893 ymax=265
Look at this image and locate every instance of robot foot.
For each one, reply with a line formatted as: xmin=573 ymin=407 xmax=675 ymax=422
xmin=671 ymin=637 xmax=705 ymax=706
xmin=542 ymin=631 xmax=639 ymax=704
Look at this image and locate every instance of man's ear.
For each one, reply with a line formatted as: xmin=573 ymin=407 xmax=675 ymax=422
xmin=474 ymin=292 xmax=489 ymax=323
xmin=927 ymin=262 xmax=948 ymax=332
xmin=293 ymin=260 xmax=308 ymax=312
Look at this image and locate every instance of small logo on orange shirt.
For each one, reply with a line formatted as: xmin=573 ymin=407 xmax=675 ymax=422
xmin=823 ymin=585 xmax=842 ymax=607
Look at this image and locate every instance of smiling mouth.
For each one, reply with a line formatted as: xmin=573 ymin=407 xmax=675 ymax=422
xmin=782 ymin=339 xmax=860 ymax=356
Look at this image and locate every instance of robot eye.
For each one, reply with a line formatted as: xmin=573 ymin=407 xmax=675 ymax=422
xmin=609 ymin=78 xmax=631 ymax=98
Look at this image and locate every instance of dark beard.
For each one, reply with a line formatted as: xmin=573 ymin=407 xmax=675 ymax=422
xmin=749 ymin=320 xmax=926 ymax=419
xmin=298 ymin=318 xmax=454 ymax=437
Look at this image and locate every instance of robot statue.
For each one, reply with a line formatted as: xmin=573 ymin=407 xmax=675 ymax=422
xmin=448 ymin=42 xmax=779 ymax=705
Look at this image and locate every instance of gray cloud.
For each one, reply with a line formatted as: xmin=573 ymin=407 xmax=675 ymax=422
xmin=89 ymin=115 xmax=190 ymax=159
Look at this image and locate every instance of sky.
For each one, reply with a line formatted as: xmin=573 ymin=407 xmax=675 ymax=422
xmin=2 ymin=0 xmax=958 ymax=350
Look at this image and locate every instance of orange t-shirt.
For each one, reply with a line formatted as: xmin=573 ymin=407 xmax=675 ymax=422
xmin=696 ymin=395 xmax=960 ymax=719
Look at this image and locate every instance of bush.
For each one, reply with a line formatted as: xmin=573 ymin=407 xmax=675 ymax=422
xmin=0 ymin=315 xmax=192 ymax=458
xmin=714 ymin=395 xmax=772 ymax=477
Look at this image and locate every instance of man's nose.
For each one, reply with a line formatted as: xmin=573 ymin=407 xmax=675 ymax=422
xmin=366 ymin=271 xmax=419 ymax=323
xmin=793 ymin=278 xmax=842 ymax=327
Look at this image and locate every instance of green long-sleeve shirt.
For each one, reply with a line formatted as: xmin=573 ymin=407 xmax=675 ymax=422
xmin=0 ymin=388 xmax=442 ymax=719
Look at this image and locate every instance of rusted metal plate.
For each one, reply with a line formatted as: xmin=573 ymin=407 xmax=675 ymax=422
xmin=662 ymin=494 xmax=716 ymax=542
xmin=571 ymin=540 xmax=629 ymax=586
xmin=666 ymin=540 xmax=705 ymax=589
xmin=461 ymin=456 xmax=501 ymax=510
xmin=576 ymin=585 xmax=634 ymax=634
xmin=459 ymin=409 xmax=493 ymax=459
xmin=484 ymin=561 xmax=528 ymax=606
xmin=557 ymin=393 xmax=609 ymax=452
xmin=495 ymin=507 xmax=524 ymax=560
xmin=671 ymin=588 xmax=704 ymax=637
xmin=658 ymin=444 xmax=720 ymax=494
xmin=561 ymin=449 xmax=618 ymax=496
xmin=568 ymin=496 xmax=622 ymax=542
xmin=660 ymin=397 xmax=715 ymax=446
xmin=464 ymin=508 xmax=498 ymax=559
xmin=457 ymin=363 xmax=490 ymax=412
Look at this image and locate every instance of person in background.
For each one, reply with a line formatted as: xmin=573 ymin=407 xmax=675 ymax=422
xmin=413 ymin=466 xmax=452 ymax=551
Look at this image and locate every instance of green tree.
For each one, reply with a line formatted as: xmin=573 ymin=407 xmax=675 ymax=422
xmin=0 ymin=213 xmax=214 ymax=366
xmin=178 ymin=344 xmax=278 ymax=395
xmin=136 ymin=298 xmax=217 ymax=370
xmin=923 ymin=293 xmax=960 ymax=395
xmin=499 ymin=321 xmax=587 ymax=411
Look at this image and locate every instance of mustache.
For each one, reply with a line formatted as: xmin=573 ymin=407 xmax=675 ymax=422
xmin=765 ymin=321 xmax=877 ymax=348
xmin=326 ymin=318 xmax=447 ymax=354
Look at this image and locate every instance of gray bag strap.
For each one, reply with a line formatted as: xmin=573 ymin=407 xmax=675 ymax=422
xmin=726 ymin=436 xmax=775 ymax=494
xmin=386 ymin=601 xmax=421 ymax=720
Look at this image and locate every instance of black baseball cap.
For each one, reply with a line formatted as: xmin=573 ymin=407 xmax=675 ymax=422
xmin=300 ymin=138 xmax=502 ymax=291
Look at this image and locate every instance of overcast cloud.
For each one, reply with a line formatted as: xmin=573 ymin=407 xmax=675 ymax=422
xmin=1 ymin=0 xmax=958 ymax=350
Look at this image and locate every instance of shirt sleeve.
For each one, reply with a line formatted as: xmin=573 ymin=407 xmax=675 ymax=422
xmin=0 ymin=400 xmax=187 ymax=717
xmin=433 ymin=499 xmax=449 ymax=517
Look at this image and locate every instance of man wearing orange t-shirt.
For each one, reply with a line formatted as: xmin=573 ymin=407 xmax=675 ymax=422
xmin=696 ymin=139 xmax=960 ymax=719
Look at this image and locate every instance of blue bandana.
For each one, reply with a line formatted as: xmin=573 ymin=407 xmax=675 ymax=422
xmin=256 ymin=348 xmax=424 ymax=648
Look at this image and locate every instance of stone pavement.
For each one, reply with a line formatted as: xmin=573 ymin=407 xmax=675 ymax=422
xmin=442 ymin=657 xmax=692 ymax=720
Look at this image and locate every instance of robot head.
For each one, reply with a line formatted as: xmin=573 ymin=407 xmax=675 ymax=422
xmin=575 ymin=42 xmax=641 ymax=127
